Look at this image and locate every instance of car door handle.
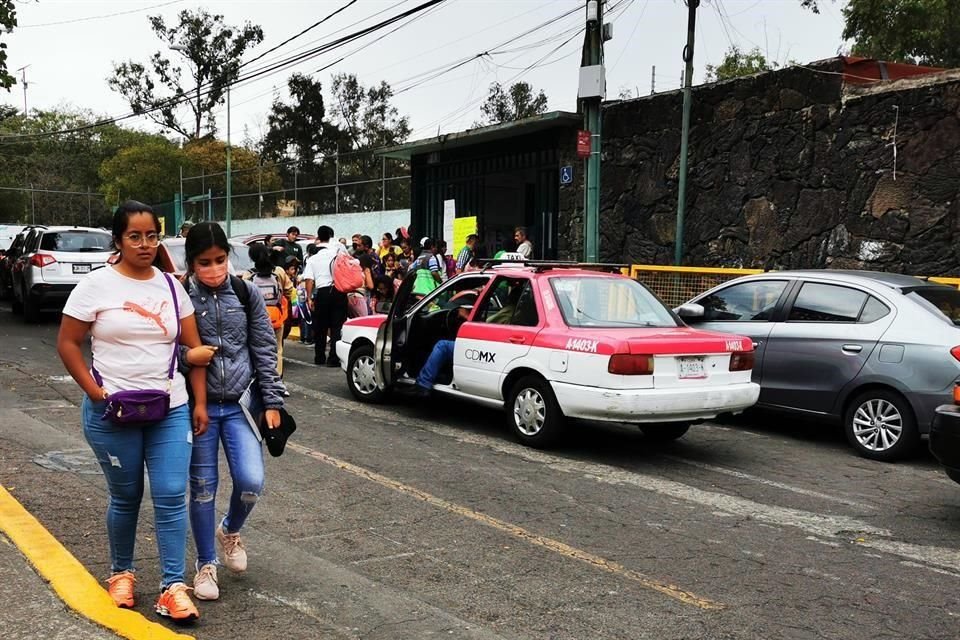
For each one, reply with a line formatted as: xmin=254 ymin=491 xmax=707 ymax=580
xmin=842 ymin=344 xmax=863 ymax=353
xmin=508 ymin=336 xmax=526 ymax=344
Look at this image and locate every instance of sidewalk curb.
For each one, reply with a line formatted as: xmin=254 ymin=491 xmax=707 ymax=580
xmin=0 ymin=485 xmax=194 ymax=640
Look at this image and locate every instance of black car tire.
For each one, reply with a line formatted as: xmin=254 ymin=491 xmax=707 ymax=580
xmin=844 ymin=389 xmax=919 ymax=462
xmin=639 ymin=423 xmax=691 ymax=442
xmin=0 ymin=277 xmax=8 ymax=301
xmin=505 ymin=375 xmax=565 ymax=448
xmin=945 ymin=468 xmax=960 ymax=485
xmin=346 ymin=344 xmax=385 ymax=403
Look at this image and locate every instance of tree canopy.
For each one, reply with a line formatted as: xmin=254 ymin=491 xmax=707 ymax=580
xmin=0 ymin=0 xmax=17 ymax=91
xmin=842 ymin=0 xmax=960 ymax=67
xmin=478 ymin=81 xmax=548 ymax=126
xmin=705 ymin=46 xmax=777 ymax=82
xmin=109 ymin=9 xmax=264 ymax=139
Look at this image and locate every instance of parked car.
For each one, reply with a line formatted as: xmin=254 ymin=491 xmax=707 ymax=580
xmin=337 ymin=262 xmax=760 ymax=448
xmin=10 ymin=226 xmax=113 ymax=321
xmin=929 ymin=386 xmax=960 ymax=484
xmin=158 ymin=237 xmax=255 ymax=278
xmin=679 ymin=270 xmax=960 ymax=461
xmin=234 ymin=232 xmax=316 ymax=246
xmin=0 ymin=225 xmax=38 ymax=300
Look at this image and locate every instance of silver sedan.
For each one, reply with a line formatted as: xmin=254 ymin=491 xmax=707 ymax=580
xmin=678 ymin=270 xmax=960 ymax=461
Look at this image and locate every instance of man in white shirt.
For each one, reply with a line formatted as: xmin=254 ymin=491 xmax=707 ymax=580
xmin=303 ymin=225 xmax=348 ymax=366
xmin=514 ymin=226 xmax=534 ymax=259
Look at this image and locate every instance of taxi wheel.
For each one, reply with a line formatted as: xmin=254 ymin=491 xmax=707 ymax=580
xmin=844 ymin=389 xmax=918 ymax=462
xmin=506 ymin=376 xmax=565 ymax=448
xmin=639 ymin=423 xmax=690 ymax=442
xmin=347 ymin=344 xmax=384 ymax=403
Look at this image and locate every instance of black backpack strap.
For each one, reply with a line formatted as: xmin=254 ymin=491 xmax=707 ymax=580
xmin=229 ymin=274 xmax=251 ymax=314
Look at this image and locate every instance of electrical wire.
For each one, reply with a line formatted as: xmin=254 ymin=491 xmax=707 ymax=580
xmin=17 ymin=0 xmax=185 ymax=28
xmin=0 ymin=0 xmax=449 ymax=143
xmin=238 ymin=0 xmax=359 ymax=70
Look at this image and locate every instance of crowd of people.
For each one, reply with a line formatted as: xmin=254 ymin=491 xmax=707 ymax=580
xmin=54 ymin=203 xmax=535 ymax=624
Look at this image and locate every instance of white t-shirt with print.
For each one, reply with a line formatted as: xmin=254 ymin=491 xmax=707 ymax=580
xmin=63 ymin=266 xmax=195 ymax=408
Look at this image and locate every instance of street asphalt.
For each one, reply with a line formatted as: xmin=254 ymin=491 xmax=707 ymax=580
xmin=1 ymin=304 xmax=959 ymax=639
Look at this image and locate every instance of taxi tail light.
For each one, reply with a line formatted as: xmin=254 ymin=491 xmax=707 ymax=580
xmin=608 ymin=354 xmax=654 ymax=375
xmin=951 ymin=346 xmax=960 ymax=363
xmin=729 ymin=350 xmax=755 ymax=372
xmin=30 ymin=254 xmax=56 ymax=268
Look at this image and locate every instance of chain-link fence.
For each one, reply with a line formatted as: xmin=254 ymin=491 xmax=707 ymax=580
xmin=177 ymin=149 xmax=410 ymax=224
xmin=0 ymin=186 xmax=112 ymax=228
xmin=631 ymin=265 xmax=764 ymax=307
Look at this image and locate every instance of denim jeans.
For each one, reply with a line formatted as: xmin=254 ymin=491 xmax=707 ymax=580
xmin=82 ymin=396 xmax=192 ymax=589
xmin=416 ymin=339 xmax=455 ymax=389
xmin=189 ymin=401 xmax=264 ymax=567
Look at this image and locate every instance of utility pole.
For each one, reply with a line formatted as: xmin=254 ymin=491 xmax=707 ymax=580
xmin=651 ymin=65 xmax=656 ymax=95
xmin=580 ymin=0 xmax=609 ymax=263
xmin=225 ymin=83 xmax=233 ymax=236
xmin=674 ymin=0 xmax=699 ymax=266
xmin=16 ymin=65 xmax=29 ymax=116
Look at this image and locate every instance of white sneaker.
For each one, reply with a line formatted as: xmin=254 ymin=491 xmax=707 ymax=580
xmin=193 ymin=563 xmax=219 ymax=601
xmin=217 ymin=526 xmax=247 ymax=573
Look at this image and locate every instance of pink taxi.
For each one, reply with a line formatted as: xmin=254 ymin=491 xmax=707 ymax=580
xmin=336 ymin=262 xmax=760 ymax=447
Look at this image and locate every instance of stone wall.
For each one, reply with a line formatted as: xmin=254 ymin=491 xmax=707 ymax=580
xmin=590 ymin=59 xmax=960 ymax=276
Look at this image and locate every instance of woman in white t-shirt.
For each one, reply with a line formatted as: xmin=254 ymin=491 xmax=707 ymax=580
xmin=57 ymin=201 xmax=209 ymax=623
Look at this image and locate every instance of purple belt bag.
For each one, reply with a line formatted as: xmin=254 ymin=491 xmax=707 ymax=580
xmin=103 ymin=389 xmax=172 ymax=424
xmin=93 ymin=273 xmax=181 ymax=426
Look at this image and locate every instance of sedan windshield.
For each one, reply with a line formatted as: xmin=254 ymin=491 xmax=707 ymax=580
xmin=909 ymin=287 xmax=960 ymax=326
xmin=550 ymin=276 xmax=678 ymax=328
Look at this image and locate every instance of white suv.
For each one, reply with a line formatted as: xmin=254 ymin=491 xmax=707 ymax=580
xmin=12 ymin=226 xmax=113 ymax=321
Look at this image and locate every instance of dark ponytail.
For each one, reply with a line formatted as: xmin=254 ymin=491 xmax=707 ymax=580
xmin=248 ymin=242 xmax=274 ymax=277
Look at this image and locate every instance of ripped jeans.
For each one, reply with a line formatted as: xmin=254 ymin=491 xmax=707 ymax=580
xmin=82 ymin=396 xmax=192 ymax=589
xmin=189 ymin=401 xmax=264 ymax=567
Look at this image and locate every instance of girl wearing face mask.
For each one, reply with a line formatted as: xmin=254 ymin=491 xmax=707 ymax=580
xmin=181 ymin=222 xmax=285 ymax=603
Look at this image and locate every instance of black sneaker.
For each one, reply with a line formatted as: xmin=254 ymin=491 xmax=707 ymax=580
xmin=314 ymin=358 xmax=326 ymax=366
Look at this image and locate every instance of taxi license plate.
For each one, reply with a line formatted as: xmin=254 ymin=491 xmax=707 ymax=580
xmin=72 ymin=264 xmax=91 ymax=274
xmin=677 ymin=356 xmax=706 ymax=379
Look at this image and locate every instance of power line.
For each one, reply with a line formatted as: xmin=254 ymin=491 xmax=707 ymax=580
xmin=239 ymin=0 xmax=360 ymax=70
xmin=0 ymin=0 xmax=450 ymax=144
xmin=18 ymin=0 xmax=185 ymax=28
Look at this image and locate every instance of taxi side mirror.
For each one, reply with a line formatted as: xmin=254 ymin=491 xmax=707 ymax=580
xmin=674 ymin=303 xmax=705 ymax=321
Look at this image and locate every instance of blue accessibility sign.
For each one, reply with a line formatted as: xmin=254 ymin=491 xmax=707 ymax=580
xmin=560 ymin=165 xmax=574 ymax=185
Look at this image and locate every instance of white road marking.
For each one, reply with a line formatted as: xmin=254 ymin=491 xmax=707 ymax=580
xmin=660 ymin=454 xmax=876 ymax=510
xmin=284 ymin=375 xmax=960 ymax=577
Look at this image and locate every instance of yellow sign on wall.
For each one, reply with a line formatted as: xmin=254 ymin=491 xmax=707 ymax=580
xmin=452 ymin=216 xmax=477 ymax=259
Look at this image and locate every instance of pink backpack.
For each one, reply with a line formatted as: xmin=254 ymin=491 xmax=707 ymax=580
xmin=332 ymin=252 xmax=364 ymax=293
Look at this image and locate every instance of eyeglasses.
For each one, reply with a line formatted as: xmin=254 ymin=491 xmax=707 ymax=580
xmin=124 ymin=232 xmax=161 ymax=248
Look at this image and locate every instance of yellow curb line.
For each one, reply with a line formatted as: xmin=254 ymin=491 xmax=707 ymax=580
xmin=0 ymin=485 xmax=194 ymax=640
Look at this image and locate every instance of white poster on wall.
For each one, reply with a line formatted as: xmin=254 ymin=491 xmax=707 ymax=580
xmin=442 ymin=199 xmax=456 ymax=248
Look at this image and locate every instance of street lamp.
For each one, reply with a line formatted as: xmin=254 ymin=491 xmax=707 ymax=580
xmin=170 ymin=45 xmax=232 ymax=236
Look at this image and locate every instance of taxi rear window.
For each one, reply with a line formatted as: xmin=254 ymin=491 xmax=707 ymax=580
xmin=549 ymin=277 xmax=678 ymax=328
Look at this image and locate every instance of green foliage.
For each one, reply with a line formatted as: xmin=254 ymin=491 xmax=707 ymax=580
xmin=109 ymin=9 xmax=264 ymax=139
xmin=262 ymin=73 xmax=336 ymax=167
xmin=329 ymin=73 xmax=411 ymax=150
xmin=0 ymin=0 xmax=16 ymax=91
xmin=705 ymin=46 xmax=776 ymax=82
xmin=0 ymin=108 xmax=165 ymax=224
xmin=478 ymin=82 xmax=548 ymax=126
xmin=842 ymin=0 xmax=960 ymax=67
xmin=98 ymin=139 xmax=188 ymax=205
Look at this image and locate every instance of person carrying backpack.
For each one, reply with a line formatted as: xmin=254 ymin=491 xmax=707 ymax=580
xmin=243 ymin=244 xmax=296 ymax=376
xmin=411 ymin=237 xmax=443 ymax=296
xmin=180 ymin=222 xmax=286 ymax=604
xmin=303 ymin=225 xmax=349 ymax=367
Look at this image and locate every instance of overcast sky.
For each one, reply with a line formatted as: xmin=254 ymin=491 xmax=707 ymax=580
xmin=3 ymin=0 xmax=848 ymax=143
